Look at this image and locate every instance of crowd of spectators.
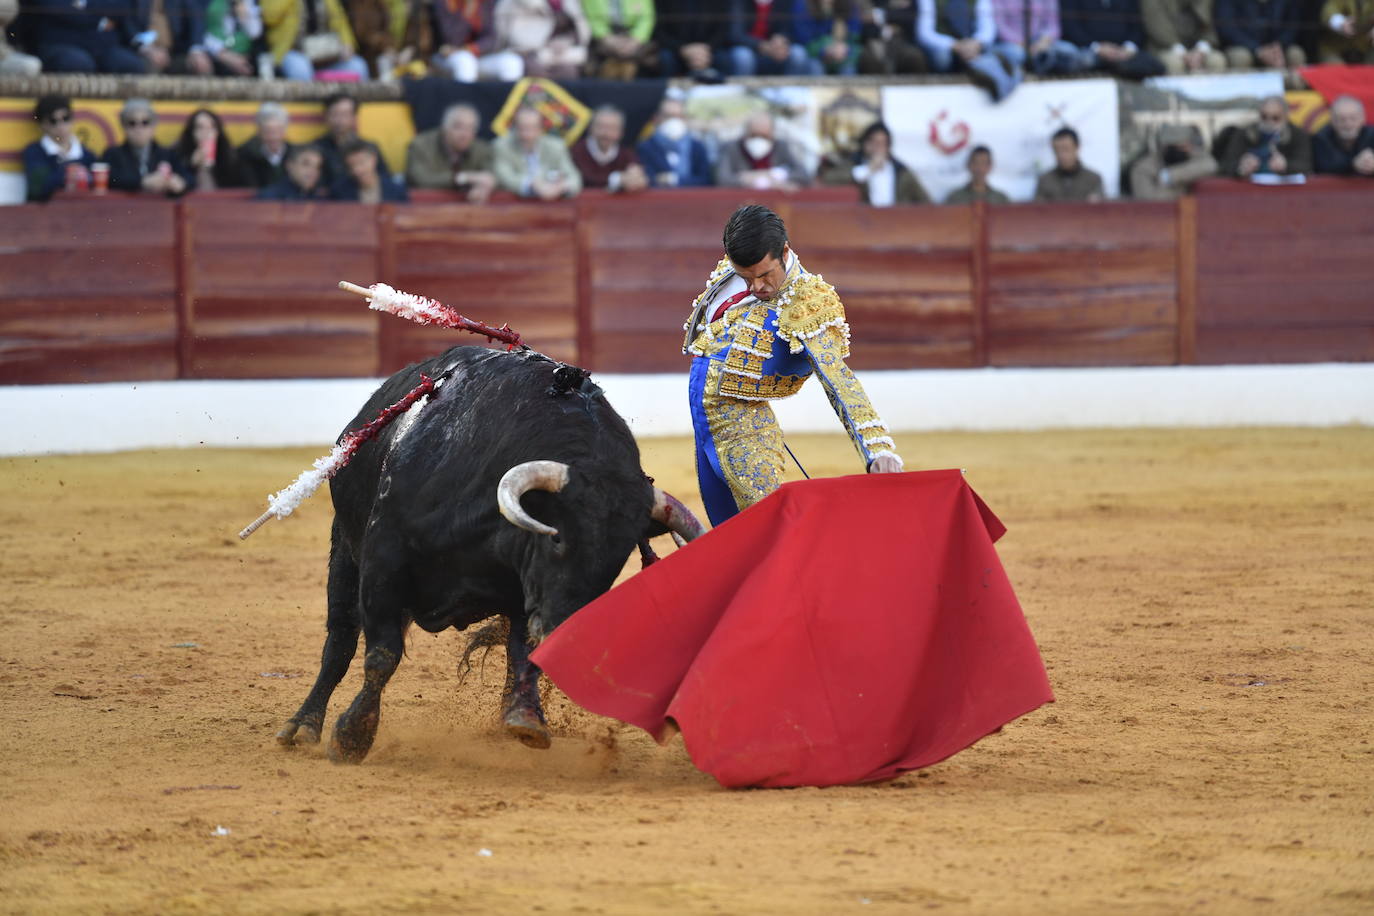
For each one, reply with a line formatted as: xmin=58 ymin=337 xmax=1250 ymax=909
xmin=5 ymin=0 xmax=1371 ymax=83
xmin=22 ymin=87 xmax=1374 ymax=202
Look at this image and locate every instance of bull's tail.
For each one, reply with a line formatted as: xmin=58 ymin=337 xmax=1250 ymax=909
xmin=457 ymin=616 xmax=510 ymax=683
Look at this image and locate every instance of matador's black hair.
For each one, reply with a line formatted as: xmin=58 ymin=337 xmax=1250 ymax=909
xmin=723 ymin=204 xmax=787 ymax=268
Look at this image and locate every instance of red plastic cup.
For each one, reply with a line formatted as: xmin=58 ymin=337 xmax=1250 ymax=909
xmin=64 ymin=161 xmax=90 ymax=192
xmin=90 ymin=162 xmax=110 ymax=194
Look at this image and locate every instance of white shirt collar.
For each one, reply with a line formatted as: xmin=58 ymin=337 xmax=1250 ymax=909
xmin=586 ymin=136 xmax=620 ymax=166
xmin=40 ymin=134 xmax=85 ymax=161
xmin=866 ymin=160 xmax=897 ymax=207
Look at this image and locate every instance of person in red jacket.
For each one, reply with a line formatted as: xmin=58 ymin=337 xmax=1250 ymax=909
xmin=569 ymin=105 xmax=648 ymax=192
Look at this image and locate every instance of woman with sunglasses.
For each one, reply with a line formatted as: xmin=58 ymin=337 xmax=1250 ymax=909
xmin=173 ymin=108 xmax=245 ymax=192
xmin=22 ymin=94 xmax=96 ymax=202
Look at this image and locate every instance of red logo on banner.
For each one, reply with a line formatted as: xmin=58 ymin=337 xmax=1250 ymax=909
xmin=928 ymin=110 xmax=970 ymax=155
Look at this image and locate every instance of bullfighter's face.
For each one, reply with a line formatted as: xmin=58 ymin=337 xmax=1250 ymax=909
xmin=731 ymin=243 xmax=791 ymax=302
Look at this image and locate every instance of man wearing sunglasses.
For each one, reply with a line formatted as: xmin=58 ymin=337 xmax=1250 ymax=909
xmin=22 ymin=94 xmax=96 ymax=202
xmin=100 ymin=98 xmax=189 ymax=196
xmin=1216 ymin=95 xmax=1314 ymax=179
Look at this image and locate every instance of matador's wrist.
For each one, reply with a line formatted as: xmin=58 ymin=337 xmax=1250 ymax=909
xmin=867 ymin=453 xmax=904 ymax=473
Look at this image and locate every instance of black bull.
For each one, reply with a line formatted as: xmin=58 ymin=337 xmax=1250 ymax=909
xmin=274 ymin=346 xmax=702 ymax=763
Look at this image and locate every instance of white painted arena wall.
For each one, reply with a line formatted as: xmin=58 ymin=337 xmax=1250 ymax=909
xmin=3 ymin=364 xmax=1371 ymax=456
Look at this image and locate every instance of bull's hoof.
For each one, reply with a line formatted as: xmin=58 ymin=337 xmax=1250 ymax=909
xmin=327 ymin=732 xmax=370 ymax=764
xmin=275 ymin=719 xmax=322 ymax=746
xmin=328 ymin=710 xmax=378 ymax=764
xmin=504 ymin=708 xmax=552 ymax=750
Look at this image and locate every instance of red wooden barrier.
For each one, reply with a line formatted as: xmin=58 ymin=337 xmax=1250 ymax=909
xmin=0 ymin=198 xmax=178 ymax=384
xmin=1193 ymin=189 xmax=1374 ymax=364
xmin=985 ymin=201 xmax=1179 ymax=367
xmin=382 ymin=202 xmax=580 ymax=372
xmin=578 ymin=191 xmax=802 ymax=374
xmin=791 ymin=202 xmax=978 ymax=369
xmin=183 ymin=199 xmax=382 ymax=378
xmin=1 ymin=185 xmax=1371 ymax=386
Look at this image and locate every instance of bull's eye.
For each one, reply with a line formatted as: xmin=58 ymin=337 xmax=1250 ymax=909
xmin=550 ymin=533 xmax=562 ymax=546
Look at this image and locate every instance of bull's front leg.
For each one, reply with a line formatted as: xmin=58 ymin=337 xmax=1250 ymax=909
xmin=502 ymin=615 xmax=551 ymax=749
xmin=328 ymin=608 xmax=405 ymax=765
xmin=279 ymin=535 xmax=360 ymax=746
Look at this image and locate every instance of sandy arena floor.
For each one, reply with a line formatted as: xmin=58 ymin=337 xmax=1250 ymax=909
xmin=1 ymin=426 xmax=1371 ymax=915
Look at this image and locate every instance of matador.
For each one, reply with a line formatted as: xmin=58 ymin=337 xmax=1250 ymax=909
xmin=684 ymin=204 xmax=904 ymax=525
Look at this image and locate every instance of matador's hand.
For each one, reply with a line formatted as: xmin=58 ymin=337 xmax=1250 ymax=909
xmin=869 ymin=454 xmax=904 ymax=474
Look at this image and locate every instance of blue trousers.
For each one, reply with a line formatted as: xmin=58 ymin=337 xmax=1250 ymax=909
xmin=689 ymin=358 xmax=742 ymax=526
xmin=37 ymin=35 xmax=146 ymax=74
xmin=924 ymin=41 xmax=1020 ymax=99
xmin=992 ymin=40 xmax=1092 ymax=76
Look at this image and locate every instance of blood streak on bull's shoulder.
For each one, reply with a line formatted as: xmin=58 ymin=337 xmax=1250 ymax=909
xmin=388 ymin=363 xmax=465 ymax=450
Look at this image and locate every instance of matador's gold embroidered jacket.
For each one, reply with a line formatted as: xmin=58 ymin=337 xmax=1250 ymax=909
xmin=683 ymin=252 xmax=901 ymax=468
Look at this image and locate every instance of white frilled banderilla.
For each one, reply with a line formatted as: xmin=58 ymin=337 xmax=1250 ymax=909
xmin=237 ymin=281 xmax=526 ymax=539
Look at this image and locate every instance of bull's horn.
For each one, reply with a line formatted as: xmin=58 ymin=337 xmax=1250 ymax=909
xmin=652 ymin=488 xmax=706 ymax=543
xmin=498 ymin=461 xmax=570 ymax=537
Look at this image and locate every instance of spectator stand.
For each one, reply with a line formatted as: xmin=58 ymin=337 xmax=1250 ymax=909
xmin=5 ymin=69 xmax=1357 ymax=206
xmin=0 ymin=75 xmax=412 ymax=201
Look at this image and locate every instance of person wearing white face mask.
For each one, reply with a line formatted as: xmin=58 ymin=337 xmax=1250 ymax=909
xmin=635 ymin=96 xmax=714 ymax=187
xmin=716 ymin=112 xmax=808 ymax=190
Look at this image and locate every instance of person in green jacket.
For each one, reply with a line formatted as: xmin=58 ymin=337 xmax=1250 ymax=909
xmin=582 ymin=0 xmax=654 ymax=78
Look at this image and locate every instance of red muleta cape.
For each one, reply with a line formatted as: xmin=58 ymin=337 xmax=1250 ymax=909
xmin=530 ymin=470 xmax=1054 ymax=788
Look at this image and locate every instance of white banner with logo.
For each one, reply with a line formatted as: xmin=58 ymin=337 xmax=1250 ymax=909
xmin=882 ymin=79 xmax=1121 ymax=204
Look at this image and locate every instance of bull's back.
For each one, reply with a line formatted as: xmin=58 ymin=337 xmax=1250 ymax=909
xmin=327 ymin=347 xmax=487 ymax=540
xmin=327 ymin=346 xmax=640 ymax=547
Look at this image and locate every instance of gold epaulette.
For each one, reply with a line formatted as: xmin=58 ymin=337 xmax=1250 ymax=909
xmin=775 ymin=274 xmax=851 ymax=356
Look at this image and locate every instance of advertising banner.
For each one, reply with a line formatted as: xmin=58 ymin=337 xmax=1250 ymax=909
xmin=881 ymin=79 xmax=1120 ymax=203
